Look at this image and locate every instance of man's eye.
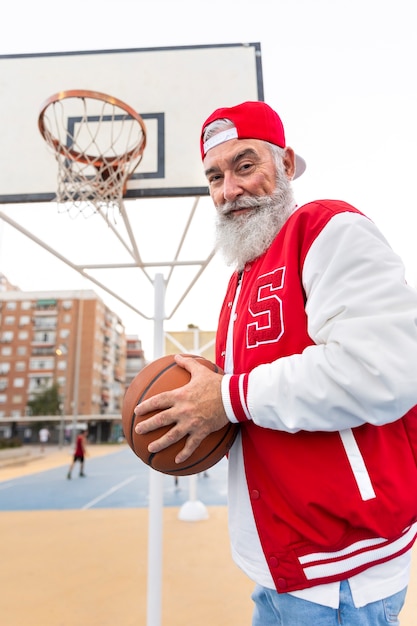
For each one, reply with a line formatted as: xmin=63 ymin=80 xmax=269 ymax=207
xmin=208 ymin=174 xmax=222 ymax=184
xmin=239 ymin=162 xmax=254 ymax=172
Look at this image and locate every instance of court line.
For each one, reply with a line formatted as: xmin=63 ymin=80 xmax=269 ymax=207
xmin=0 ymin=482 xmax=13 ymax=490
xmin=81 ymin=475 xmax=138 ymax=509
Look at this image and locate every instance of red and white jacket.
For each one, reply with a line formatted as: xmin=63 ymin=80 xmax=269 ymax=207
xmin=217 ymin=200 xmax=417 ymax=594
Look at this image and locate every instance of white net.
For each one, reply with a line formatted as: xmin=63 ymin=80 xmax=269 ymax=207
xmin=39 ymin=91 xmax=147 ymax=221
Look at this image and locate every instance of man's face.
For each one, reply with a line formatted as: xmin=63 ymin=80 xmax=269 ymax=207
xmin=203 ymin=138 xmax=296 ymax=269
xmin=203 ymin=138 xmax=278 ymax=213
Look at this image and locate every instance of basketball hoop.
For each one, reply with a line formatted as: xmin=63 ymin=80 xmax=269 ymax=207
xmin=38 ymin=90 xmax=147 ymax=220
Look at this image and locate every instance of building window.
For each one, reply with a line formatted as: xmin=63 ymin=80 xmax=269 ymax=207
xmin=5 ymin=301 xmax=16 ymax=310
xmin=33 ymin=331 xmax=56 ymax=343
xmin=13 ymin=378 xmax=25 ymax=388
xmin=5 ymin=316 xmax=15 ymax=325
xmin=18 ymin=330 xmax=29 ymax=340
xmin=62 ymin=300 xmax=73 ymax=310
xmin=21 ymin=301 xmax=31 ymax=310
xmin=29 ymin=358 xmax=54 ymax=370
xmin=60 ymin=329 xmax=70 ymax=339
xmin=1 ymin=331 xmax=13 ymax=343
xmin=1 ymin=346 xmax=12 ymax=356
xmin=0 ymin=380 xmax=7 ymax=391
xmin=19 ymin=315 xmax=30 ymax=326
xmin=0 ymin=395 xmax=6 ymax=404
xmin=17 ymin=346 xmax=27 ymax=356
xmin=28 ymin=376 xmax=53 ymax=391
xmin=33 ymin=317 xmax=57 ymax=330
xmin=0 ymin=363 xmax=10 ymax=375
xmin=15 ymin=362 xmax=26 ymax=371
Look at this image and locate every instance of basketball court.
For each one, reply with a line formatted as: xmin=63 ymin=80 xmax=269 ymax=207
xmin=1 ymin=445 xmax=417 ymax=626
xmin=0 ymin=444 xmax=255 ymax=626
xmin=0 ymin=445 xmax=229 ymax=511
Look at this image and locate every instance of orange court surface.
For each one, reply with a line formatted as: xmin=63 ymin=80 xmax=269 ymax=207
xmin=0 ymin=444 xmax=416 ymax=626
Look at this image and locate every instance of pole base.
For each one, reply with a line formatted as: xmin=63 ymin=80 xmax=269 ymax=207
xmin=178 ymin=500 xmax=209 ymax=522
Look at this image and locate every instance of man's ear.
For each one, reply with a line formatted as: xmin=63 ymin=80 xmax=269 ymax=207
xmin=282 ymin=147 xmax=296 ymax=179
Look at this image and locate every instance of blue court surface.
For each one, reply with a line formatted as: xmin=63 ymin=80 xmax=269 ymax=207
xmin=0 ymin=447 xmax=229 ymax=511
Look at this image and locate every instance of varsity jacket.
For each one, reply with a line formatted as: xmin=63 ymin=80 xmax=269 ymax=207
xmin=216 ymin=199 xmax=417 ymax=593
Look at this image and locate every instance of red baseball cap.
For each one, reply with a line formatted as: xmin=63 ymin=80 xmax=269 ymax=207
xmin=200 ymin=101 xmax=306 ymax=179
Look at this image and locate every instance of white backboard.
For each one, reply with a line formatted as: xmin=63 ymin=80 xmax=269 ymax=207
xmin=0 ymin=43 xmax=263 ymax=203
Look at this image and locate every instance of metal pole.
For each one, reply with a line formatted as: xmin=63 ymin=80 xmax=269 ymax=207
xmin=188 ymin=328 xmax=201 ymax=507
xmin=178 ymin=326 xmax=208 ymax=522
xmin=147 ymin=273 xmax=165 ymax=626
xmin=189 ymin=328 xmax=200 ymax=502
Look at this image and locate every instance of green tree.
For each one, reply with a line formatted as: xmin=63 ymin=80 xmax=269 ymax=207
xmin=27 ymin=382 xmax=62 ymax=417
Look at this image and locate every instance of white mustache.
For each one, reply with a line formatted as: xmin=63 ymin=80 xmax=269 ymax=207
xmin=219 ymin=196 xmax=264 ymax=216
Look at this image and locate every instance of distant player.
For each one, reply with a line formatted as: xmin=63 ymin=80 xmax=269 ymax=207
xmin=67 ymin=429 xmax=88 ymax=479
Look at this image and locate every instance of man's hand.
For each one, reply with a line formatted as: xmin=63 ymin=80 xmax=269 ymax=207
xmin=134 ymin=354 xmax=229 ymax=464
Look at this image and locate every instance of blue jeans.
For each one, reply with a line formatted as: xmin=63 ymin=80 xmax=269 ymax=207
xmin=251 ymin=580 xmax=407 ymax=625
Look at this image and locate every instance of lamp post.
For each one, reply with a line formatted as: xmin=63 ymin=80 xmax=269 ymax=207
xmin=71 ymin=294 xmax=83 ymax=445
xmin=58 ymin=401 xmax=64 ymax=448
xmin=55 ymin=345 xmax=67 ymax=449
xmin=55 ymin=294 xmax=83 ymax=447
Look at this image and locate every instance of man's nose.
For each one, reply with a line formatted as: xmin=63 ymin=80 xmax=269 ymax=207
xmin=222 ymin=172 xmax=243 ymax=202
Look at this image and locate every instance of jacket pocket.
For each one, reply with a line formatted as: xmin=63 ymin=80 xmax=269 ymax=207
xmin=339 ymin=428 xmax=376 ymax=501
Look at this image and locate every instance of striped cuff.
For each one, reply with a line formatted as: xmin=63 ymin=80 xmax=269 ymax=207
xmin=221 ymin=373 xmax=252 ymax=423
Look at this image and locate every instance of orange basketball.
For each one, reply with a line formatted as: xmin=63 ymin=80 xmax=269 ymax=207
xmin=122 ymin=354 xmax=238 ymax=476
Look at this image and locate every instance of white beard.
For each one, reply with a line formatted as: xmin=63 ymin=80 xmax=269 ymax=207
xmin=215 ymin=175 xmax=296 ymax=270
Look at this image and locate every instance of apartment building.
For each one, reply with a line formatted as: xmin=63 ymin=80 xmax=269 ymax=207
xmin=0 ymin=282 xmax=126 ymax=442
xmin=125 ymin=335 xmax=147 ymax=388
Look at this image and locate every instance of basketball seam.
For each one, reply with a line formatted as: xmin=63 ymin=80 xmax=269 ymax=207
xmin=148 ymin=423 xmax=238 ymax=475
xmin=129 ymin=360 xmax=178 ymax=450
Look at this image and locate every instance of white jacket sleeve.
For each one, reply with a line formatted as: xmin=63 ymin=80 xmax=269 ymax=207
xmin=246 ymin=212 xmax=417 ymax=432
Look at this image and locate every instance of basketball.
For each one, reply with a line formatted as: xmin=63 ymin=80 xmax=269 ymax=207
xmin=122 ymin=354 xmax=238 ymax=476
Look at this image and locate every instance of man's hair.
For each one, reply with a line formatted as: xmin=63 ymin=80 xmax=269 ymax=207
xmin=203 ymin=118 xmax=288 ymax=185
xmin=202 ymin=117 xmax=233 ymax=143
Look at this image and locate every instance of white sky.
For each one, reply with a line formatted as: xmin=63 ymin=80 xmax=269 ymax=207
xmin=1 ymin=0 xmax=416 ymax=360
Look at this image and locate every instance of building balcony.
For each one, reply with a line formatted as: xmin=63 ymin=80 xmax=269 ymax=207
xmin=31 ymin=346 xmax=56 ymax=356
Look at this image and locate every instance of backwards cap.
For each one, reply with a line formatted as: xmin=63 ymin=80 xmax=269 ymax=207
xmin=200 ymin=101 xmax=306 ymax=179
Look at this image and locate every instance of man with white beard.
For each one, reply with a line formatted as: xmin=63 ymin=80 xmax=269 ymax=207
xmin=135 ymin=101 xmax=417 ymax=625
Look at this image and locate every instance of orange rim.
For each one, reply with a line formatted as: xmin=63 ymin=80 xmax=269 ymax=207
xmin=38 ymin=89 xmax=147 ymax=167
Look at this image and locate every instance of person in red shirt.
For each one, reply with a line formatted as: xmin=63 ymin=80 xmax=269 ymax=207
xmin=67 ymin=428 xmax=88 ymax=479
xmin=134 ymin=101 xmax=417 ymax=624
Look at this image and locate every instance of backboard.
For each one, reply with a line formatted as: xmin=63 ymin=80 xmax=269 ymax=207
xmin=0 ymin=43 xmax=263 ymax=204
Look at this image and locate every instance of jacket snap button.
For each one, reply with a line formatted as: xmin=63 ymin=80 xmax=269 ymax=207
xmin=251 ymin=490 xmax=260 ymax=500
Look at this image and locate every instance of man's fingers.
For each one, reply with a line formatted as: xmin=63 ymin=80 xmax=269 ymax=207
xmin=174 ymin=434 xmax=205 ymax=463
xmin=134 ymin=390 xmax=172 ymax=417
xmin=135 ymin=407 xmax=173 ymax=434
xmin=146 ymin=423 xmax=183 ymax=453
